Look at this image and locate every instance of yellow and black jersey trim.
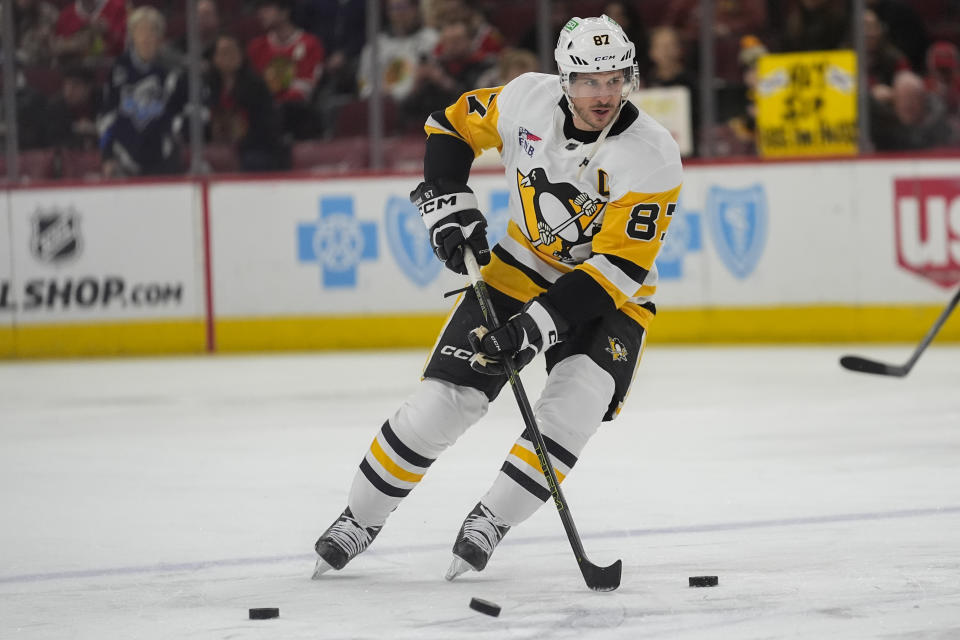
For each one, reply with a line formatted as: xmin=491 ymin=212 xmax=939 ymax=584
xmin=483 ymin=220 xmax=657 ymax=330
xmin=359 ymin=420 xmax=436 ymax=498
xmin=424 ymin=86 xmax=504 ymax=157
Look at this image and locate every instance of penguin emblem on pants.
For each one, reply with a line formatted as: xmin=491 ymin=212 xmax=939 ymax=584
xmin=605 ymin=337 xmax=629 ymax=362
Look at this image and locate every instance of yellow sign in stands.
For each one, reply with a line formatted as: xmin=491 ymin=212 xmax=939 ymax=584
xmin=756 ymin=50 xmax=858 ymax=157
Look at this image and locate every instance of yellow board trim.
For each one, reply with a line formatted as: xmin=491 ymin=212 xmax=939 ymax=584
xmin=2 ymin=304 xmax=958 ymax=359
xmin=0 ymin=320 xmax=205 ymax=359
xmin=510 ymin=444 xmax=566 ymax=482
xmin=370 ymin=437 xmax=424 ymax=483
xmin=651 ymin=304 xmax=960 ymax=343
xmin=216 ymin=314 xmax=447 ymax=352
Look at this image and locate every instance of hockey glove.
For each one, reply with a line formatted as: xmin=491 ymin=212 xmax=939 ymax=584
xmin=410 ymin=179 xmax=490 ymax=275
xmin=467 ymin=297 xmax=569 ymax=375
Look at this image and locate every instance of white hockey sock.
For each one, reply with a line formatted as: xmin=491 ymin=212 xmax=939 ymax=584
xmin=481 ymin=355 xmax=614 ymax=526
xmin=347 ymin=378 xmax=488 ymax=527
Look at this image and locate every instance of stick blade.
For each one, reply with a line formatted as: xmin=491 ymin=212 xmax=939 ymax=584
xmin=839 ymin=355 xmax=908 ymax=377
xmin=580 ymin=558 xmax=622 ymax=592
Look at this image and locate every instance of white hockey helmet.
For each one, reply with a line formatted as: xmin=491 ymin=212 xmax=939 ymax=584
xmin=554 ymin=15 xmax=638 ymax=100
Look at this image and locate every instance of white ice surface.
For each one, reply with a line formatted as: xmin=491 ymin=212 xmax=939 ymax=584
xmin=1 ymin=345 xmax=959 ymax=639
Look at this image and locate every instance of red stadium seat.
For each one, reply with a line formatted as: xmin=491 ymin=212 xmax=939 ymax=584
xmin=202 ymin=144 xmax=241 ymax=172
xmin=292 ymin=138 xmax=369 ymax=172
xmin=382 ymin=136 xmax=425 ymax=172
xmin=60 ymin=149 xmax=103 ymax=179
xmin=330 ymin=98 xmax=399 ymax=138
xmin=0 ymin=149 xmax=57 ymax=182
xmin=23 ymin=67 xmax=63 ymax=97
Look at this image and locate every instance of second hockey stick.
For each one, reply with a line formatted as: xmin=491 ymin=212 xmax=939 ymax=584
xmin=840 ymin=285 xmax=960 ymax=377
xmin=462 ymin=247 xmax=622 ymax=592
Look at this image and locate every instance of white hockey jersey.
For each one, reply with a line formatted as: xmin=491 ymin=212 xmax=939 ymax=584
xmin=425 ymin=72 xmax=683 ymax=329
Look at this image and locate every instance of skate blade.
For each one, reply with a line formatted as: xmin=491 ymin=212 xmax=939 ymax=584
xmin=444 ymin=556 xmax=473 ymax=582
xmin=311 ymin=557 xmax=334 ymax=579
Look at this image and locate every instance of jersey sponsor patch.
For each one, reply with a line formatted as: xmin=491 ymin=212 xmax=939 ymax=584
xmin=518 ymin=127 xmax=542 ymax=157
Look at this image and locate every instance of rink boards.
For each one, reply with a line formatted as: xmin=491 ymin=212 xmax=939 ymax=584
xmin=1 ymin=155 xmax=959 ymax=357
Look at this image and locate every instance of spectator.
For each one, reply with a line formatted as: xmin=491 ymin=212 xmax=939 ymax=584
xmin=295 ymin=0 xmax=366 ymax=95
xmin=439 ymin=2 xmax=503 ymax=64
xmin=0 ymin=0 xmax=59 ymax=66
xmin=47 ymin=66 xmax=102 ymax=150
xmin=51 ymin=0 xmax=127 ymax=64
xmin=925 ymin=41 xmax=960 ymax=117
xmin=644 ymin=26 xmax=699 ymax=154
xmin=643 ymin=26 xmax=696 ymax=92
xmin=781 ymin=0 xmax=849 ymax=52
xmin=204 ymin=33 xmax=290 ymax=172
xmin=663 ymin=0 xmax=766 ymax=44
xmin=867 ymin=0 xmax=930 ymax=72
xmin=175 ymin=0 xmax=221 ymax=64
xmin=604 ymin=1 xmax=648 ymax=75
xmin=864 ymin=8 xmax=910 ymax=93
xmin=0 ymin=67 xmax=50 ymax=150
xmin=247 ymin=0 xmax=325 ymax=139
xmin=475 ymin=47 xmax=538 ymax=88
xmin=716 ymin=35 xmax=767 ymax=156
xmin=357 ymin=0 xmax=437 ymax=101
xmin=870 ymin=71 xmax=956 ymax=151
xmin=401 ymin=15 xmax=494 ymax=121
xmin=98 ymin=7 xmax=188 ymax=177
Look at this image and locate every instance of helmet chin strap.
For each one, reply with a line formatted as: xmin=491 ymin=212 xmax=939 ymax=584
xmin=575 ymin=97 xmax=625 ymax=182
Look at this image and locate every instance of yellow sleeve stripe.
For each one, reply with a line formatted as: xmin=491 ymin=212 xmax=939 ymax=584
xmin=370 ymin=437 xmax=424 ymax=483
xmin=424 ymin=126 xmax=465 ymax=141
xmin=509 ymin=444 xmax=566 ymax=483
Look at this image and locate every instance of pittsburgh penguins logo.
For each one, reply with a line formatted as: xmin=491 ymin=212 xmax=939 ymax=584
xmin=516 ymin=168 xmax=605 ymax=263
xmin=605 ymin=336 xmax=629 ymax=362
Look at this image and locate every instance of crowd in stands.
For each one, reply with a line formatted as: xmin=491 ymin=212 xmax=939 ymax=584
xmin=2 ymin=0 xmax=960 ymax=179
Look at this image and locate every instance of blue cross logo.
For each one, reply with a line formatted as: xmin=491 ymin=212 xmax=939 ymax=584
xmin=655 ymin=208 xmax=702 ymax=280
xmin=297 ymin=196 xmax=378 ymax=288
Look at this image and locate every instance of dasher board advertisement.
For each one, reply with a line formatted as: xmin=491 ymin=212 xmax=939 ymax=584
xmin=5 ymin=184 xmax=203 ymax=325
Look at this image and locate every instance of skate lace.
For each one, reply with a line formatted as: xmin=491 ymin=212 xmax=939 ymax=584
xmin=326 ymin=515 xmax=374 ymax=558
xmin=461 ymin=506 xmax=506 ymax=555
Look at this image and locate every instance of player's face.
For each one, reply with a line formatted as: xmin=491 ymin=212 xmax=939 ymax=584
xmin=568 ymin=70 xmax=626 ymax=131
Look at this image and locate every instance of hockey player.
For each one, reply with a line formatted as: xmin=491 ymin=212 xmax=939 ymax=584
xmin=313 ymin=15 xmax=682 ymax=581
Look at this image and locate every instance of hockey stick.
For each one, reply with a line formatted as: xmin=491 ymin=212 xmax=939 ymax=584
xmin=839 ymin=286 xmax=960 ymax=377
xmin=462 ymin=247 xmax=622 ymax=592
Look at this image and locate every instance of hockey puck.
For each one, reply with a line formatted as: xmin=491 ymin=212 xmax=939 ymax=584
xmin=688 ymin=576 xmax=719 ymax=588
xmin=469 ymin=597 xmax=501 ymax=617
xmin=249 ymin=607 xmax=280 ymax=619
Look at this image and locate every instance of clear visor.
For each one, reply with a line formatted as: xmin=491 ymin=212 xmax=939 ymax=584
xmin=566 ymin=70 xmax=634 ymax=99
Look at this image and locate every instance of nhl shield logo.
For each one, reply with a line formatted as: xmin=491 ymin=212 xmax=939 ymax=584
xmin=31 ymin=207 xmax=82 ymax=264
xmin=385 ymin=195 xmax=442 ymax=287
xmin=706 ymin=184 xmax=767 ymax=279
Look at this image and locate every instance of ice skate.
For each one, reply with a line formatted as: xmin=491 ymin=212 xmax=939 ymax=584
xmin=444 ymin=502 xmax=511 ymax=581
xmin=312 ymin=507 xmax=382 ymax=578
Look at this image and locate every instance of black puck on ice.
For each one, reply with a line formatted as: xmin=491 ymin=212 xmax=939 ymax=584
xmin=249 ymin=607 xmax=280 ymax=619
xmin=469 ymin=597 xmax=501 ymax=617
xmin=688 ymin=576 xmax=719 ymax=588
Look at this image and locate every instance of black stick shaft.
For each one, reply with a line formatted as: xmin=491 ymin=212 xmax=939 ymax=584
xmin=840 ymin=285 xmax=960 ymax=376
xmin=901 ymin=285 xmax=960 ymax=372
xmin=462 ymin=248 xmax=621 ymax=591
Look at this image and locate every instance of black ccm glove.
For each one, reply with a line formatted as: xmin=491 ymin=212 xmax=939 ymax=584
xmin=467 ymin=297 xmax=569 ymax=375
xmin=410 ymin=180 xmax=490 ymax=275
